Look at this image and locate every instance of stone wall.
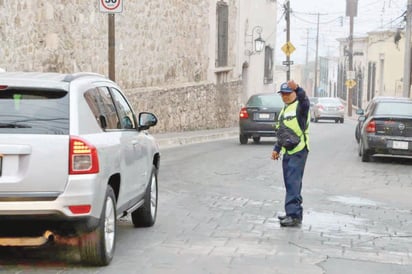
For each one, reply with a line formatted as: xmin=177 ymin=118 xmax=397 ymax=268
xmin=0 ymin=0 xmax=241 ymax=133
xmin=129 ymin=81 xmax=242 ymax=133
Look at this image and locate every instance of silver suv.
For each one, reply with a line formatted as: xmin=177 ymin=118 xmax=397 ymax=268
xmin=0 ymin=72 xmax=160 ymax=265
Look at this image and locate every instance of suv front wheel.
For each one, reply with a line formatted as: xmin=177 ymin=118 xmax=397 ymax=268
xmin=79 ymin=186 xmax=116 ymax=266
xmin=132 ymin=166 xmax=158 ymax=227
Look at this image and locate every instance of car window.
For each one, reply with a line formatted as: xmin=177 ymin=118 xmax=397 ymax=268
xmin=84 ymin=87 xmax=121 ymax=130
xmin=110 ymin=88 xmax=136 ymax=129
xmin=247 ymin=94 xmax=283 ymax=108
xmin=0 ymin=88 xmax=69 ymax=134
xmin=374 ymin=101 xmax=412 ymax=116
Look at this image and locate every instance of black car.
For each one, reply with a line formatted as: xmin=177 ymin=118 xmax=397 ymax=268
xmin=356 ymin=96 xmax=412 ymax=162
xmin=239 ymin=93 xmax=284 ymax=144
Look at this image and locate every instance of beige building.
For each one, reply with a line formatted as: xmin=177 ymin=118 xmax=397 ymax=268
xmin=337 ymin=29 xmax=408 ymax=110
xmin=0 ymin=1 xmax=277 ymax=133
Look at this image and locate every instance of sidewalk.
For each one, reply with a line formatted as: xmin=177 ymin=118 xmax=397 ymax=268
xmin=153 ymin=127 xmax=238 ymax=149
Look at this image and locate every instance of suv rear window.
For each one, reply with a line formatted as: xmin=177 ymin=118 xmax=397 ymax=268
xmin=0 ymin=89 xmax=69 ymax=134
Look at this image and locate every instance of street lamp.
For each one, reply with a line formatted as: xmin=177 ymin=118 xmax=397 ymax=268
xmin=254 ymin=35 xmax=265 ymax=53
xmin=245 ymin=26 xmax=265 ymax=56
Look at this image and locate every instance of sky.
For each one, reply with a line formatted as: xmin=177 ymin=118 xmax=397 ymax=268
xmin=274 ymin=0 xmax=407 ymax=65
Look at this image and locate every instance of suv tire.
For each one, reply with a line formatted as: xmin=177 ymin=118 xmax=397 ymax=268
xmin=80 ymin=186 xmax=116 ymax=266
xmin=132 ymin=166 xmax=158 ymax=227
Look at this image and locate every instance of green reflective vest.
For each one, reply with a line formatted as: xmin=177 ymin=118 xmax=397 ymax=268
xmin=276 ymin=100 xmax=310 ymax=155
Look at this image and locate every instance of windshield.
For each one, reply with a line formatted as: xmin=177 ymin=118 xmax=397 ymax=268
xmin=0 ymin=89 xmax=69 ymax=134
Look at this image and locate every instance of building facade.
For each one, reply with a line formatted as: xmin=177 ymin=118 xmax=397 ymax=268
xmin=337 ymin=29 xmax=408 ymax=110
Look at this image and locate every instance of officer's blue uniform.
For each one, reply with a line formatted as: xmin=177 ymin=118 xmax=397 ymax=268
xmin=273 ymin=83 xmax=310 ymax=222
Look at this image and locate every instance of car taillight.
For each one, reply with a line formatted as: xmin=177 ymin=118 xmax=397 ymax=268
xmin=366 ymin=120 xmax=376 ymax=133
xmin=338 ymin=105 xmax=344 ymax=110
xmin=317 ymin=104 xmax=324 ymax=110
xmin=69 ymin=136 xmax=99 ymax=175
xmin=239 ymin=107 xmax=249 ymax=119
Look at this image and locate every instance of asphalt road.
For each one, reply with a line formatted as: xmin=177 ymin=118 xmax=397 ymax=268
xmin=0 ymin=118 xmax=411 ymax=273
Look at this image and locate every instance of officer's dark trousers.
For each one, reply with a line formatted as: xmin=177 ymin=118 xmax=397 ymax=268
xmin=282 ymin=148 xmax=308 ymax=220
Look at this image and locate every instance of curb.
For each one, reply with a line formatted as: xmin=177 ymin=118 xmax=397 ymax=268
xmin=154 ymin=127 xmax=238 ymax=149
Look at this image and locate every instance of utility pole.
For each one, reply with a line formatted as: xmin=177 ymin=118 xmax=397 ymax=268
xmin=108 ymin=14 xmax=115 ymax=81
xmin=305 ymin=29 xmax=309 ymax=65
xmin=403 ymin=0 xmax=412 ymax=98
xmin=286 ymin=0 xmax=291 ymax=81
xmin=314 ymin=13 xmax=320 ymax=97
xmin=346 ymin=0 xmax=357 ymax=117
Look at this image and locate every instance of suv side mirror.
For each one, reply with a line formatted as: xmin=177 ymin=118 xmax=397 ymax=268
xmin=138 ymin=112 xmax=158 ymax=130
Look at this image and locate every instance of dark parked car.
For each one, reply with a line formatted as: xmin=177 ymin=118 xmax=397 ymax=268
xmin=356 ymin=96 xmax=412 ymax=162
xmin=312 ymin=97 xmax=345 ymax=123
xmin=239 ymin=93 xmax=284 ymax=144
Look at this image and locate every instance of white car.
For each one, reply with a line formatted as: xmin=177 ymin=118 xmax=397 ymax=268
xmin=311 ymin=97 xmax=345 ymax=123
xmin=0 ymin=72 xmax=160 ymax=265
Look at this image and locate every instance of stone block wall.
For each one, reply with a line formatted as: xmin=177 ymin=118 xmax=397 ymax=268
xmin=129 ymin=81 xmax=242 ymax=133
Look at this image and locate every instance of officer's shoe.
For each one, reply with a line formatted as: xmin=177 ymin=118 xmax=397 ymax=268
xmin=277 ymin=215 xmax=287 ymax=221
xmin=280 ymin=216 xmax=302 ymax=227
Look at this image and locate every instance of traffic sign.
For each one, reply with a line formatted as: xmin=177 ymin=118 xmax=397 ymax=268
xmin=281 ymin=42 xmax=296 ymax=57
xmin=282 ymin=60 xmax=294 ymax=65
xmin=345 ymin=79 xmax=356 ymax=88
xmin=99 ymin=0 xmax=123 ymax=13
xmin=347 ymin=70 xmax=355 ymax=80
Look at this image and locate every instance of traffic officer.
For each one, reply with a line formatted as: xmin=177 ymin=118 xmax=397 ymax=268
xmin=271 ymin=80 xmax=310 ymax=227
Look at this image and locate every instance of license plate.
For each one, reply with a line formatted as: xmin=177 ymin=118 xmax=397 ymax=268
xmin=392 ymin=141 xmax=409 ymax=150
xmin=259 ymin=113 xmax=270 ymax=119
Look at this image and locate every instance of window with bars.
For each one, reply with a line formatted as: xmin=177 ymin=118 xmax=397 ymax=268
xmin=264 ymin=46 xmax=273 ymax=84
xmin=216 ymin=1 xmax=228 ymax=67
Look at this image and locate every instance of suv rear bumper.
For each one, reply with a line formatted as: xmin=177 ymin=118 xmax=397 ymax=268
xmin=0 ymin=214 xmax=100 ymax=237
xmin=0 ymin=175 xmax=107 ymax=235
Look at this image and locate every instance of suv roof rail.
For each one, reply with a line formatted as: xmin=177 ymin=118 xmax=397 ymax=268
xmin=63 ymin=72 xmax=107 ymax=82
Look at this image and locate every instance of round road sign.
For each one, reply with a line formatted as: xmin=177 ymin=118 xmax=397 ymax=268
xmin=99 ymin=0 xmax=123 ymax=13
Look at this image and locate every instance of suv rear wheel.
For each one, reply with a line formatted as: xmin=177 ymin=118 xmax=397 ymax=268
xmin=132 ymin=166 xmax=158 ymax=227
xmin=79 ymin=186 xmax=116 ymax=266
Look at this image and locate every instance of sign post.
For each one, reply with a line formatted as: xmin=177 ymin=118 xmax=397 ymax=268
xmin=99 ymin=0 xmax=123 ymax=81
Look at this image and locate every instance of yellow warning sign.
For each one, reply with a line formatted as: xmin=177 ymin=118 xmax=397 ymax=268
xmin=345 ymin=79 xmax=356 ymax=88
xmin=281 ymin=42 xmax=296 ymax=57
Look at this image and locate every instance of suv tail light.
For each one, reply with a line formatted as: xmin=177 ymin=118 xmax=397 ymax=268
xmin=366 ymin=120 xmax=376 ymax=133
xmin=69 ymin=136 xmax=99 ymax=174
xmin=239 ymin=107 xmax=249 ymax=119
